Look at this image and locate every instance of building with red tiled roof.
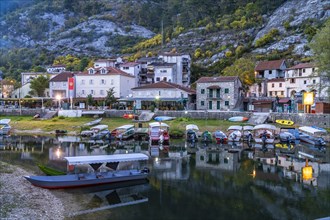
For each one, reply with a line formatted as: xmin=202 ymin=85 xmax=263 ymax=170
xmin=255 ymin=59 xmax=286 ymax=79
xmin=49 ymin=72 xmax=76 ymax=98
xmin=75 ymin=67 xmax=135 ymax=99
xmin=195 ymin=76 xmax=243 ymax=111
xmin=122 ymin=81 xmax=196 ymax=110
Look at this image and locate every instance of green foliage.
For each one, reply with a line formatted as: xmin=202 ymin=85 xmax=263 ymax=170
xmin=255 ymin=28 xmax=280 ymax=47
xmin=123 ymin=34 xmax=162 ymax=53
xmin=53 ymin=54 xmax=81 ymax=71
xmin=105 ymin=35 xmax=145 ymax=54
xmin=105 ymin=88 xmax=117 ymax=107
xmin=222 ymin=57 xmax=256 ymax=87
xmin=283 ymin=21 xmax=291 ymax=31
xmin=58 ymin=116 xmax=65 ymax=119
xmin=29 ymin=75 xmax=50 ymax=97
xmin=304 ymin=26 xmax=317 ymax=42
xmin=86 ymin=94 xmax=94 ymax=106
xmin=194 ymin=48 xmax=203 ymax=59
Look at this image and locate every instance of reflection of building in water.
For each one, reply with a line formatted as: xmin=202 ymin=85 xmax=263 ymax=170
xmin=152 ymin=150 xmax=190 ymax=180
xmin=196 ymin=148 xmax=240 ymax=171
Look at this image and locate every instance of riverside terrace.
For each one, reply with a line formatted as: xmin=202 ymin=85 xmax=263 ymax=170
xmin=0 ymin=108 xmax=329 ymax=129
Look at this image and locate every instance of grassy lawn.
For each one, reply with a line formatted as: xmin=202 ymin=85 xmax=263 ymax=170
xmin=2 ymin=115 xmax=248 ymax=135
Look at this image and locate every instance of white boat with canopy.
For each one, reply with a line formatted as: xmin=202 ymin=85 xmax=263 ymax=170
xmin=253 ymin=124 xmax=277 ymax=144
xmin=24 ymin=153 xmax=150 ymax=189
xmin=298 ymin=126 xmax=327 ymax=146
xmin=227 ymin=125 xmax=242 ymax=142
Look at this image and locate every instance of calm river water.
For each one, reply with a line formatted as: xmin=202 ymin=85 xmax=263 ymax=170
xmin=1 ymin=135 xmax=330 ymax=220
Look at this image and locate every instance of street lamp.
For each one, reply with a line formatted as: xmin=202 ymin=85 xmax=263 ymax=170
xmin=56 ymin=95 xmax=62 ymax=110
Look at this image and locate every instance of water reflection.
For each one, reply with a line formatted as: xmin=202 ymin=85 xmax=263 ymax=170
xmin=1 ymin=135 xmax=330 ymax=219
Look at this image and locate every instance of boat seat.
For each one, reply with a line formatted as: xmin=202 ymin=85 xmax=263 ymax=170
xmin=78 ymin=174 xmax=85 ymax=180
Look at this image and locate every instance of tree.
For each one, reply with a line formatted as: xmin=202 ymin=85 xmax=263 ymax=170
xmin=105 ymin=87 xmax=117 ymax=107
xmin=86 ymin=94 xmax=95 ymax=107
xmin=222 ymin=57 xmax=256 ymax=88
xmin=29 ymin=75 xmax=49 ymax=97
xmin=309 ymin=18 xmax=330 ymax=97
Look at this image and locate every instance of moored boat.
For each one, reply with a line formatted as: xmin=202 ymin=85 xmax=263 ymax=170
xmin=81 ymin=124 xmax=109 ymax=137
xmin=83 ymin=118 xmax=102 ymax=127
xmin=253 ymin=124 xmax=277 ymax=144
xmin=111 ymin=124 xmax=135 ymax=140
xmin=213 ymin=130 xmax=227 ymax=144
xmin=149 ymin=122 xmax=170 ymax=145
xmin=201 ymin=131 xmax=212 ymax=142
xmin=298 ymin=126 xmax=327 ymax=146
xmin=186 ymin=124 xmax=199 ymax=143
xmin=24 ymin=153 xmax=150 ymax=189
xmin=227 ymin=126 xmax=242 ymax=142
xmin=0 ymin=119 xmax=11 ymax=135
xmin=242 ymin=125 xmax=254 ymax=142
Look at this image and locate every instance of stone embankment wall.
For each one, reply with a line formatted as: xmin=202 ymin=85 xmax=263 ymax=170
xmin=1 ymin=109 xmax=329 ymax=129
xmin=105 ymin=110 xmax=330 ymax=128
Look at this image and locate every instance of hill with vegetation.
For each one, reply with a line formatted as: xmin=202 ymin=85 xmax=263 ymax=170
xmin=0 ymin=0 xmax=329 ymax=86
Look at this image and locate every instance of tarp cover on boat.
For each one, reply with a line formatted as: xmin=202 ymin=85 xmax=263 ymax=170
xmin=227 ymin=125 xmax=243 ymax=131
xmin=253 ymin=124 xmax=277 ymax=131
xmin=64 ymin=153 xmax=149 ymax=165
xmin=299 ymin=126 xmax=327 ymax=135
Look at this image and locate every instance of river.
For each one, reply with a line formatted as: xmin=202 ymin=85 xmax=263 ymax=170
xmin=0 ymin=135 xmax=330 ymax=220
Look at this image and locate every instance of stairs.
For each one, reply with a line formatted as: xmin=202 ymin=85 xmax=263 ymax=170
xmin=39 ymin=111 xmax=58 ymax=120
xmin=248 ymin=112 xmax=269 ymax=125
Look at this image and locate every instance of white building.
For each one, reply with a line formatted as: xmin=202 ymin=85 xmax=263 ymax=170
xmin=285 ymin=63 xmax=329 ymax=99
xmin=267 ymin=78 xmax=285 ymax=98
xmin=93 ymin=58 xmax=123 ymax=68
xmin=21 ymin=72 xmax=54 ymax=85
xmin=158 ymin=52 xmax=191 ymax=87
xmin=152 ymin=63 xmax=177 ymax=83
xmin=119 ymin=62 xmax=141 ymax=86
xmin=46 ymin=65 xmax=66 ymax=74
xmin=75 ymin=67 xmax=135 ymax=99
xmin=49 ymin=72 xmax=75 ymax=98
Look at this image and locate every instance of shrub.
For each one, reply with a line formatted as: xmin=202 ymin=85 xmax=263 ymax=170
xmin=58 ymin=116 xmax=65 ymax=119
xmin=255 ymin=28 xmax=279 ymax=47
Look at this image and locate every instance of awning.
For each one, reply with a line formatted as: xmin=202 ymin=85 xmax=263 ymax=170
xmin=64 ymin=153 xmax=149 ymax=165
xmin=279 ymin=98 xmax=291 ymax=103
xmin=207 ymin=85 xmax=220 ymax=89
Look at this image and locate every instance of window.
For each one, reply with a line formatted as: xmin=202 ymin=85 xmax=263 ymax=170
xmin=208 ymin=89 xmax=213 ymax=98
xmin=216 ymin=89 xmax=220 ymax=98
xmin=89 ymin=69 xmax=94 ymax=74
xmin=163 ymin=77 xmax=167 ymax=81
xmin=224 ymin=158 xmax=228 ymax=164
xmin=111 ymin=79 xmax=114 ymax=85
xmin=82 ymin=90 xmax=85 ymax=95
xmin=290 ymin=79 xmax=295 ymax=83
xmin=201 ymin=89 xmax=205 ymax=94
xmin=101 ymin=79 xmax=106 ymax=85
xmin=312 ymin=68 xmax=315 ymax=72
xmin=313 ymin=79 xmax=316 ymax=84
xmin=225 ymin=101 xmax=229 ymax=106
xmin=100 ymin=90 xmax=104 ymax=95
xmin=156 ymin=77 xmax=160 ymax=82
xmin=269 ymin=91 xmax=273 ymax=96
xmin=160 ymin=70 xmax=167 ymax=73
xmin=272 ymin=83 xmax=274 ymax=88
xmin=304 ymin=80 xmax=307 ymax=84
xmin=89 ymin=79 xmax=94 ymax=85
xmin=224 ymin=88 xmax=229 ymax=93
xmin=299 ymin=69 xmax=302 ymax=76
xmin=201 ymin=101 xmax=204 ymax=106
xmin=101 ymin=69 xmax=106 ymax=74
xmin=51 ymin=82 xmax=55 ymax=86
xmin=81 ymin=79 xmax=85 ymax=85
xmin=281 ymin=91 xmax=284 ymax=96
xmin=217 ymin=101 xmax=220 ymax=109
xmin=279 ymin=83 xmax=282 ymax=87
xmin=303 ymin=69 xmax=305 ymax=73
xmin=275 ymin=91 xmax=277 ymax=95
xmin=63 ymin=82 xmax=67 ymax=86
xmin=208 ymin=101 xmax=212 ymax=110
xmin=123 ymin=67 xmax=129 ymax=70
xmin=91 ymin=90 xmax=94 ymax=95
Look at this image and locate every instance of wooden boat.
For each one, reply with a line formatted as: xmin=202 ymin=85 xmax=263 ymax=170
xmin=298 ymin=126 xmax=327 ymax=146
xmin=111 ymin=125 xmax=135 ymax=140
xmin=275 ymin=119 xmax=294 ymax=126
xmin=149 ymin=122 xmax=170 ymax=145
xmin=24 ymin=153 xmax=150 ymax=189
xmin=37 ymin=164 xmax=66 ymax=176
xmin=213 ymin=130 xmax=227 ymax=144
xmin=0 ymin=119 xmax=11 ymax=135
xmin=83 ymin=118 xmax=102 ymax=126
xmin=228 ymin=116 xmax=248 ymax=122
xmin=227 ymin=125 xmax=242 ymax=142
xmin=253 ymin=124 xmax=277 ymax=144
xmin=154 ymin=116 xmax=176 ymax=121
xmin=186 ymin=124 xmax=199 ymax=142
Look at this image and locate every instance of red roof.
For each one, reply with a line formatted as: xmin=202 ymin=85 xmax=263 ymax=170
xmin=132 ymin=81 xmax=195 ymax=94
xmin=78 ymin=67 xmax=134 ymax=78
xmin=267 ymin=78 xmax=285 ymax=83
xmin=255 ymin=59 xmax=285 ymax=71
xmin=195 ymin=76 xmax=239 ymax=83
xmin=279 ymin=98 xmax=291 ymax=103
xmin=49 ymin=72 xmax=76 ymax=82
xmin=287 ymin=63 xmax=314 ymax=70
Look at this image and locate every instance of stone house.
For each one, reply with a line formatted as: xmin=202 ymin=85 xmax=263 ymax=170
xmin=195 ymin=76 xmax=243 ymax=111
xmin=267 ymin=78 xmax=285 ymax=98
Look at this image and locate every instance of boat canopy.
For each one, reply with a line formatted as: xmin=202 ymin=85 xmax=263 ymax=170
xmin=186 ymin=124 xmax=199 ymax=131
xmin=116 ymin=124 xmax=134 ymax=130
xmin=243 ymin=126 xmax=254 ymax=131
xmin=227 ymin=125 xmax=242 ymax=131
xmin=0 ymin=119 xmax=11 ymax=124
xmin=64 ymin=153 xmax=149 ymax=165
xmin=299 ymin=126 xmax=327 ymax=135
xmin=253 ymin=124 xmax=277 ymax=131
xmin=149 ymin=122 xmax=169 ymax=127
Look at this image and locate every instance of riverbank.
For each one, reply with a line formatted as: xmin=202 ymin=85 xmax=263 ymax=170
xmin=0 ymin=161 xmax=65 ymax=220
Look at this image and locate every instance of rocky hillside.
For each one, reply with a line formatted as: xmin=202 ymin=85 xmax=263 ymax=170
xmin=0 ymin=0 xmax=329 ymax=78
